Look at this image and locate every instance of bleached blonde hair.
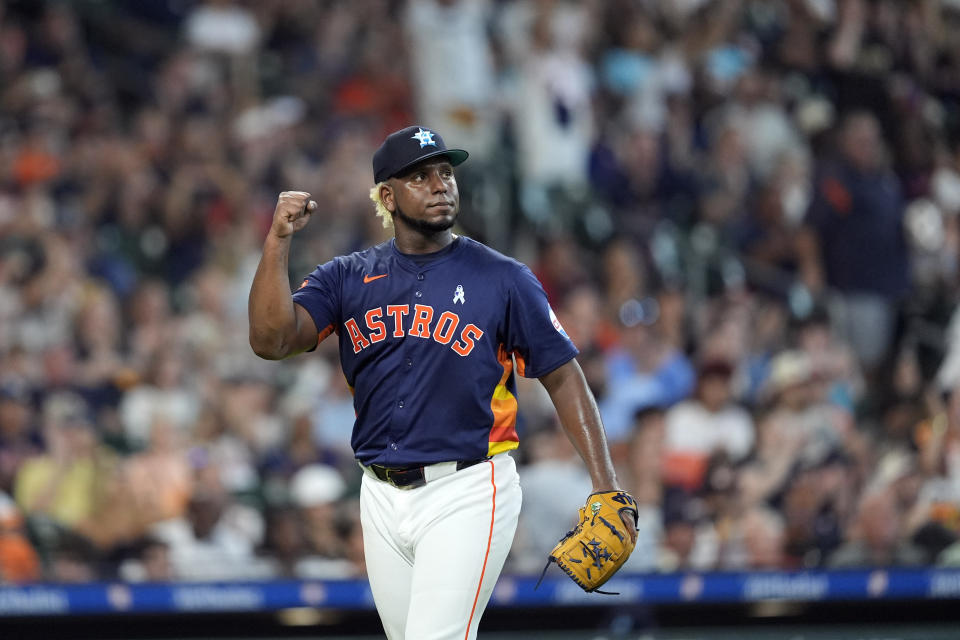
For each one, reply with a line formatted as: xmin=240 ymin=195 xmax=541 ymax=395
xmin=369 ymin=183 xmax=394 ymax=229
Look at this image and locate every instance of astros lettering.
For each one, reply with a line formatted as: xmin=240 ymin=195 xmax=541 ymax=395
xmin=344 ymin=304 xmax=483 ymax=355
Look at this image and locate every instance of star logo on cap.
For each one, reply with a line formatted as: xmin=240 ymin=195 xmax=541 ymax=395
xmin=411 ymin=127 xmax=437 ymax=148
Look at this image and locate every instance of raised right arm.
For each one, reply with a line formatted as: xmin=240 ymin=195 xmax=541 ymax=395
xmin=248 ymin=191 xmax=321 ymax=360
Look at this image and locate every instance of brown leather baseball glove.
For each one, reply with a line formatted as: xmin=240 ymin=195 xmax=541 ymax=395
xmin=539 ymin=490 xmax=639 ymax=594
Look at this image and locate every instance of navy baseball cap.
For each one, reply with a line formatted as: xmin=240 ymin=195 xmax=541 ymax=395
xmin=372 ymin=126 xmax=468 ymax=184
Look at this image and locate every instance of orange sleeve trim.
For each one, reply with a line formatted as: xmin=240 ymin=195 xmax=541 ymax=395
xmin=317 ymin=324 xmax=335 ymax=344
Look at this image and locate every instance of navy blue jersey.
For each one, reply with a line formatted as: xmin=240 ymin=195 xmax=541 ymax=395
xmin=292 ymin=236 xmax=578 ymax=466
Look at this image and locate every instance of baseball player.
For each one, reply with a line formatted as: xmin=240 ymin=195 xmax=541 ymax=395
xmin=248 ymin=125 xmax=637 ymax=639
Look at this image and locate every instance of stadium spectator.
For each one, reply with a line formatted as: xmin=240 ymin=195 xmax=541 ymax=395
xmin=46 ymin=532 xmax=100 ymax=583
xmin=599 ymin=240 xmax=655 ymax=327
xmin=118 ymin=536 xmax=174 ymax=583
xmin=739 ymin=408 xmax=803 ymax=509
xmin=721 ymin=506 xmax=787 ymax=571
xmin=113 ymin=415 xmax=193 ymax=543
xmin=599 ymin=314 xmax=695 ymax=443
xmin=798 ymin=111 xmax=910 ymax=371
xmin=663 ymin=359 xmax=754 ymax=491
xmin=0 ymin=382 xmax=40 ymax=495
xmin=287 ymin=464 xmax=356 ymax=578
xmin=904 ymin=386 xmax=960 ymax=542
xmin=760 ymin=350 xmax=862 ymax=472
xmin=780 ymin=458 xmax=853 ymax=568
xmin=827 ymin=489 xmax=926 ymax=568
xmin=506 ymin=0 xmax=596 ymax=228
xmin=150 ymin=473 xmax=266 ymax=581
xmin=0 ymin=492 xmax=40 ymax=583
xmin=404 ymin=0 xmax=499 ymax=162
xmin=13 ymin=394 xmax=115 ymax=534
xmin=793 ymin=306 xmax=864 ymax=413
xmin=260 ymin=506 xmax=309 ymax=579
xmin=119 ymin=350 xmax=199 ymax=450
xmin=658 ymin=487 xmax=718 ymax=572
xmin=739 ymin=296 xmax=790 ymax=404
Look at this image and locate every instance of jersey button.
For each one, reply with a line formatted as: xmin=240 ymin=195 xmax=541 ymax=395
xmin=417 ymin=273 xmax=425 ymax=281
xmin=415 ymin=291 xmax=422 ymax=298
xmin=406 ymin=358 xmax=413 ymax=367
xmin=390 ymin=442 xmax=398 ymax=451
xmin=398 ymin=400 xmax=404 ymax=408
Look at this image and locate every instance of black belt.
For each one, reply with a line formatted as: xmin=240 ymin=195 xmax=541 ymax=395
xmin=367 ymin=458 xmax=489 ymax=489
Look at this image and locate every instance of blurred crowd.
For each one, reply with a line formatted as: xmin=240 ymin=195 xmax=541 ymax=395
xmin=3 ymin=0 xmax=960 ymax=583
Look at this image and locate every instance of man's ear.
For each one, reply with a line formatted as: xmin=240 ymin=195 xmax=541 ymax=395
xmin=380 ymin=183 xmax=396 ymax=213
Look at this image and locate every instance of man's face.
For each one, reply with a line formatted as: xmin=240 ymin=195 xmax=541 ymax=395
xmin=385 ymin=158 xmax=459 ymax=233
xmin=842 ymin=115 xmax=883 ymax=172
xmin=699 ymin=374 xmax=731 ymax=411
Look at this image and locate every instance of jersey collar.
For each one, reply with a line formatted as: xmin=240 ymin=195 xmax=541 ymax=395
xmin=389 ymin=235 xmax=464 ymax=272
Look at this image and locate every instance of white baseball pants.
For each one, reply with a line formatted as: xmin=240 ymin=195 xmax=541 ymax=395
xmin=359 ymin=453 xmax=522 ymax=640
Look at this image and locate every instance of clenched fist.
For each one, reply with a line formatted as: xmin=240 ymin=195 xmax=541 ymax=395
xmin=271 ymin=191 xmax=317 ymax=238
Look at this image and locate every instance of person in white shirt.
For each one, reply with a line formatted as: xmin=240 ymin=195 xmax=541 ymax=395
xmin=663 ymin=359 xmax=754 ymax=491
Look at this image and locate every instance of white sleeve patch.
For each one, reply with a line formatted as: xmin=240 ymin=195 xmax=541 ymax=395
xmin=548 ymin=305 xmax=570 ymax=339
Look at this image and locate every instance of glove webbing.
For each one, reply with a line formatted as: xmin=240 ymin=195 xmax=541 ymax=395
xmin=534 ymin=527 xmax=622 ymax=596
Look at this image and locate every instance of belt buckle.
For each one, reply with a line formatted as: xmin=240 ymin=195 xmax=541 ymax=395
xmin=384 ymin=468 xmax=402 ymax=488
xmin=389 ymin=467 xmax=425 ymax=489
xmin=366 ymin=463 xmax=431 ymax=489
xmin=370 ymin=464 xmax=393 ymax=485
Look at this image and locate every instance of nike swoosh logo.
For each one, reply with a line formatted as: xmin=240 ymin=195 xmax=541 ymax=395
xmin=363 ymin=273 xmax=388 ymax=283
